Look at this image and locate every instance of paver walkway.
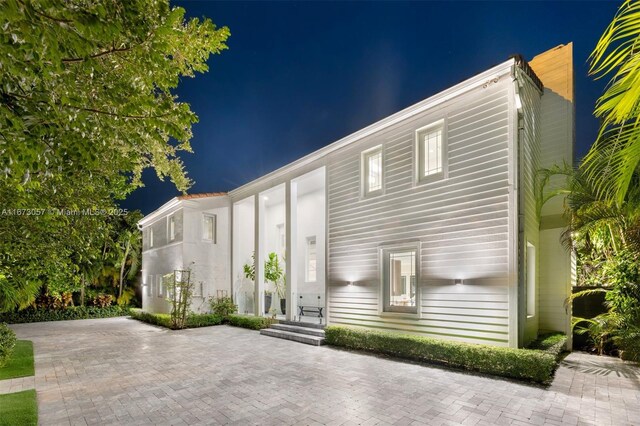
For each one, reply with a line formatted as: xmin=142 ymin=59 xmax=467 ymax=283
xmin=9 ymin=317 xmax=640 ymax=425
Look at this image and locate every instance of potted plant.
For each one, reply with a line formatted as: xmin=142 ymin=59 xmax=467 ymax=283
xmin=264 ymin=252 xmax=285 ymax=315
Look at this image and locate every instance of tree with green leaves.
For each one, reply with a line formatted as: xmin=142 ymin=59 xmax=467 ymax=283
xmin=0 ymin=0 xmax=229 ymax=312
xmin=583 ymin=0 xmax=640 ymax=204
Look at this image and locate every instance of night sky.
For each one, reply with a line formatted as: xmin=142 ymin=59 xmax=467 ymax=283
xmin=123 ymin=1 xmax=620 ymax=214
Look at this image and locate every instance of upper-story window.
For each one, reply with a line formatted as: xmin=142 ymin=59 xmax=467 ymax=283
xmin=168 ymin=215 xmax=175 ymax=241
xmin=362 ymin=146 xmax=383 ymax=196
xmin=149 ymin=228 xmax=154 ymax=248
xmin=203 ymin=214 xmax=217 ymax=243
xmin=416 ymin=121 xmax=446 ymax=182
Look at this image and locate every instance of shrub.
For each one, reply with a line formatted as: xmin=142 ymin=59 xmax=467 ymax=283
xmin=92 ymin=294 xmax=114 ymax=308
xmin=209 ymin=296 xmax=238 ymax=317
xmin=527 ymin=332 xmax=568 ymax=361
xmin=325 ymin=326 xmax=559 ymax=384
xmin=185 ymin=313 xmax=223 ymax=328
xmin=129 ymin=308 xmax=222 ymax=330
xmin=0 ymin=323 xmax=17 ymax=368
xmin=227 ymin=314 xmax=272 ymax=330
xmin=0 ymin=306 xmax=129 ymax=324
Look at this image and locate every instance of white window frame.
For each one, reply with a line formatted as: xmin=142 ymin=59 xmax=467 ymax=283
xmin=415 ymin=120 xmax=447 ymax=184
xmin=305 ymin=236 xmax=317 ymax=283
xmin=168 ymin=215 xmax=175 ymax=242
xmin=157 ymin=274 xmax=163 ymax=298
xmin=361 ymin=145 xmax=383 ymax=197
xmin=379 ymin=241 xmax=421 ymax=317
xmin=526 ymin=242 xmax=536 ymax=318
xmin=203 ymin=214 xmax=217 ymax=243
xmin=149 ymin=228 xmax=154 ymax=248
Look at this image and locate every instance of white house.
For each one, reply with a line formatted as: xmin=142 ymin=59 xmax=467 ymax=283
xmin=138 ymin=193 xmax=231 ymax=314
xmin=140 ymin=43 xmax=574 ymax=348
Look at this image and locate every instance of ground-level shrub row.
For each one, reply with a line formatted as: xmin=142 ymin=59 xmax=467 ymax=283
xmin=129 ymin=308 xmax=222 ymax=329
xmin=0 ymin=306 xmax=130 ymax=325
xmin=526 ymin=332 xmax=568 ymax=361
xmin=226 ymin=314 xmax=272 ymax=330
xmin=325 ymin=326 xmax=566 ymax=384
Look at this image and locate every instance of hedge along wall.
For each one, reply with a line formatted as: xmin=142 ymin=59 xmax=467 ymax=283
xmin=325 ymin=326 xmax=562 ymax=384
xmin=0 ymin=306 xmax=130 ymax=324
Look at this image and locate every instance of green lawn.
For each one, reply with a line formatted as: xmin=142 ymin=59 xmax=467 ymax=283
xmin=0 ymin=340 xmax=34 ymax=380
xmin=0 ymin=390 xmax=38 ymax=426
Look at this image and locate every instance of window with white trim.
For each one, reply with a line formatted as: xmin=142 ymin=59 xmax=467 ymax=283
xmin=203 ymin=214 xmax=216 ymax=243
xmin=168 ymin=215 xmax=175 ymax=241
xmin=149 ymin=228 xmax=154 ymax=248
xmin=306 ymin=236 xmax=317 ymax=283
xmin=362 ymin=146 xmax=383 ymax=196
xmin=157 ymin=274 xmax=163 ymax=298
xmin=382 ymin=247 xmax=418 ymax=313
xmin=527 ymin=242 xmax=536 ymax=317
xmin=416 ymin=122 xmax=445 ymax=181
xmin=147 ymin=274 xmax=154 ymax=297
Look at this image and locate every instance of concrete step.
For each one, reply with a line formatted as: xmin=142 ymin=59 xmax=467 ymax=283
xmin=270 ymin=323 xmax=325 ymax=337
xmin=278 ymin=319 xmax=325 ymax=329
xmin=260 ymin=328 xmax=325 ymax=346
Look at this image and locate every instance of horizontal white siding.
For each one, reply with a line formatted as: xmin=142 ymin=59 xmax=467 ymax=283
xmin=327 ymin=79 xmax=514 ymax=346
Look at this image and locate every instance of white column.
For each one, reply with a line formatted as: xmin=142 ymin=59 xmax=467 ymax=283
xmin=254 ymin=194 xmax=265 ymax=316
xmin=285 ymin=180 xmax=298 ymax=321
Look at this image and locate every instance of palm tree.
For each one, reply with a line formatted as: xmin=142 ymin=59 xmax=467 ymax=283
xmin=583 ymin=0 xmax=640 ymax=205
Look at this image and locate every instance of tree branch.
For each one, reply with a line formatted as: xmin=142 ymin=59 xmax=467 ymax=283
xmin=62 ymin=46 xmax=132 ymax=63
xmin=17 ymin=0 xmax=73 ymax=24
xmin=64 ymin=104 xmax=170 ymax=120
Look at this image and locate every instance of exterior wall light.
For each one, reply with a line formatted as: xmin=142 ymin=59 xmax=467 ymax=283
xmin=454 ymin=279 xmax=464 ymax=286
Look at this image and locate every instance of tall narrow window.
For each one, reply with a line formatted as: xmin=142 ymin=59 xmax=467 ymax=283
xmin=306 ymin=236 xmax=317 ymax=282
xmin=157 ymin=275 xmax=163 ymax=298
xmin=148 ymin=274 xmax=154 ymax=297
xmin=149 ymin=228 xmax=154 ymax=248
xmin=203 ymin=214 xmax=216 ymax=243
xmin=382 ymin=247 xmax=418 ymax=313
xmin=527 ymin=242 xmax=536 ymax=317
xmin=416 ymin=122 xmax=445 ymax=181
xmin=168 ymin=215 xmax=175 ymax=241
xmin=363 ymin=146 xmax=383 ymax=196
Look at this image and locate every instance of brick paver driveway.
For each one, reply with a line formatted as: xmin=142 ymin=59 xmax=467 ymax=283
xmin=10 ymin=318 xmax=640 ymax=425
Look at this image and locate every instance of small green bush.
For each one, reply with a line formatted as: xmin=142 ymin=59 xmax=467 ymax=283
xmin=209 ymin=296 xmax=238 ymax=317
xmin=130 ymin=309 xmax=222 ymax=329
xmin=0 ymin=306 xmax=130 ymax=324
xmin=325 ymin=326 xmax=559 ymax=384
xmin=185 ymin=313 xmax=223 ymax=328
xmin=527 ymin=332 xmax=567 ymax=360
xmin=129 ymin=309 xmax=172 ymax=328
xmin=227 ymin=314 xmax=272 ymax=330
xmin=0 ymin=323 xmax=17 ymax=368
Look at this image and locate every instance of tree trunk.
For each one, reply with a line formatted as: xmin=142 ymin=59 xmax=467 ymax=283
xmin=80 ymin=277 xmax=85 ymax=307
xmin=118 ymin=239 xmax=130 ymax=299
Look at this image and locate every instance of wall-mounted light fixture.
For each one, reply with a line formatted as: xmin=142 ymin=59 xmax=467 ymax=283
xmin=454 ymin=279 xmax=464 ymax=286
xmin=262 ymin=196 xmax=269 ymax=201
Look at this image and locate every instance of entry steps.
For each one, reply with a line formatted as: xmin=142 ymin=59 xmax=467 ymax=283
xmin=260 ymin=320 xmax=325 ymax=346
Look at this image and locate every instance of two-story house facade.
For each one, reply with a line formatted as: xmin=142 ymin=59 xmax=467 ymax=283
xmin=140 ymin=43 xmax=574 ymax=348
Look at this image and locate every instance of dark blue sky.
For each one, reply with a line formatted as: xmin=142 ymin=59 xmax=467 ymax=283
xmin=124 ymin=1 xmax=619 ymax=214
